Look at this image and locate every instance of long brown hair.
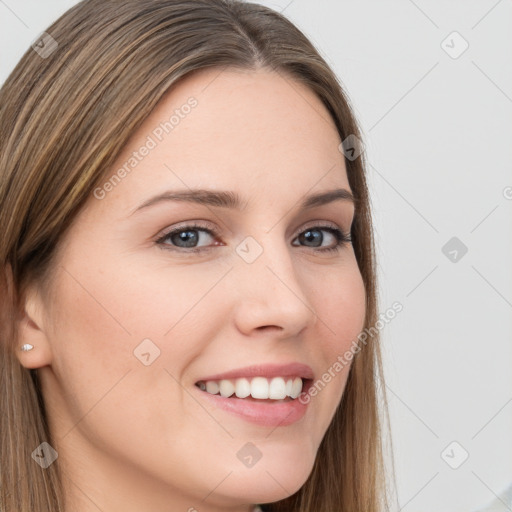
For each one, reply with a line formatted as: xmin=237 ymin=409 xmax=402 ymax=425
xmin=0 ymin=1 xmax=395 ymax=510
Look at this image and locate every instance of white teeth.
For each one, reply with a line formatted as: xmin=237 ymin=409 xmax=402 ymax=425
xmin=235 ymin=378 xmax=251 ymax=398
xmin=205 ymin=381 xmax=219 ymax=395
xmin=290 ymin=377 xmax=302 ymax=399
xmin=250 ymin=377 xmax=269 ymax=399
xmin=285 ymin=378 xmax=293 ymax=396
xmin=219 ymin=380 xmax=235 ymax=398
xmin=268 ymin=377 xmax=287 ymax=399
xmin=198 ymin=376 xmax=305 ymax=400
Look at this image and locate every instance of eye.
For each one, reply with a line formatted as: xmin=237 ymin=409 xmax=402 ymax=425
xmin=292 ymin=224 xmax=352 ymax=253
xmin=155 ymin=222 xmax=352 ymax=254
xmin=156 ymin=222 xmax=219 ymax=253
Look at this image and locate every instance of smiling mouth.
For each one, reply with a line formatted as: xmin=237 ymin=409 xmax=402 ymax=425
xmin=194 ymin=376 xmax=309 ymax=402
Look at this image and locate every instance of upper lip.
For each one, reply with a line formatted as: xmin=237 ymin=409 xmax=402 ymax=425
xmin=196 ymin=363 xmax=314 ymax=382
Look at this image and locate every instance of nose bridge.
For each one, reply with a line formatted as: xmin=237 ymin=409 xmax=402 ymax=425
xmin=232 ymin=230 xmax=317 ymax=334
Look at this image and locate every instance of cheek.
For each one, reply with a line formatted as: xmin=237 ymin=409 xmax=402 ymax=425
xmin=53 ymin=248 xmax=217 ymax=346
xmin=45 ymin=257 xmax=213 ymax=465
xmin=336 ymin=270 xmax=366 ymax=345
xmin=47 ymin=248 xmax=229 ymax=407
xmin=314 ymin=260 xmax=367 ymax=355
xmin=302 ymin=260 xmax=366 ymax=431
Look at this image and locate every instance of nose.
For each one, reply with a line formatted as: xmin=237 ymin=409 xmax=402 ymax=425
xmin=231 ymin=234 xmax=319 ymax=339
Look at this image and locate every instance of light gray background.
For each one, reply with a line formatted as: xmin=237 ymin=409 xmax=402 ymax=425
xmin=1 ymin=1 xmax=511 ymax=511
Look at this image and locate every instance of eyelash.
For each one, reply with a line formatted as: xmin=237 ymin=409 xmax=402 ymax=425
xmin=155 ymin=222 xmax=352 ymax=254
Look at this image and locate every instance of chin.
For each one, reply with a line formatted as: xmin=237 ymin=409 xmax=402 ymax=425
xmin=226 ymin=469 xmax=312 ymax=506
xmin=220 ymin=444 xmax=316 ymax=505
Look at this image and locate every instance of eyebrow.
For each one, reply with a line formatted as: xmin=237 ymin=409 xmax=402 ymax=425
xmin=130 ymin=187 xmax=356 ymax=216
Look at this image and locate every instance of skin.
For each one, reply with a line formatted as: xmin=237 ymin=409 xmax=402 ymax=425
xmin=16 ymin=67 xmax=366 ymax=512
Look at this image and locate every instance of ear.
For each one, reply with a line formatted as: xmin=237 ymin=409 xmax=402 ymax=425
xmin=15 ymin=286 xmax=53 ymax=369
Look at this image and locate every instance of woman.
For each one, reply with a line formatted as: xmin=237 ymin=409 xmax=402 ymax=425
xmin=0 ymin=0 xmax=394 ymax=510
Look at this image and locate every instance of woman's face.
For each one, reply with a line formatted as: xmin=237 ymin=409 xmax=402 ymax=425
xmin=23 ymin=68 xmax=366 ymax=511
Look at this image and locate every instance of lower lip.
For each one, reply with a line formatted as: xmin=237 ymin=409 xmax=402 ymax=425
xmin=193 ymin=381 xmax=312 ymax=427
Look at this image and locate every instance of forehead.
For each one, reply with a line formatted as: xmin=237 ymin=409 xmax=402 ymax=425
xmin=95 ymin=67 xmax=350 ymax=215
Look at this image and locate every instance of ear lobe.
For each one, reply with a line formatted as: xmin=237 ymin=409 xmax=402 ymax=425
xmin=15 ymin=288 xmax=53 ymax=369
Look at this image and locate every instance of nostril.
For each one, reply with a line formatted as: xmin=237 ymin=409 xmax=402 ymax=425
xmin=255 ymin=325 xmax=283 ymax=332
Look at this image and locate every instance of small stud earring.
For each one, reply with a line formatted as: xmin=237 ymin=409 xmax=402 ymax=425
xmin=20 ymin=343 xmax=34 ymax=351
